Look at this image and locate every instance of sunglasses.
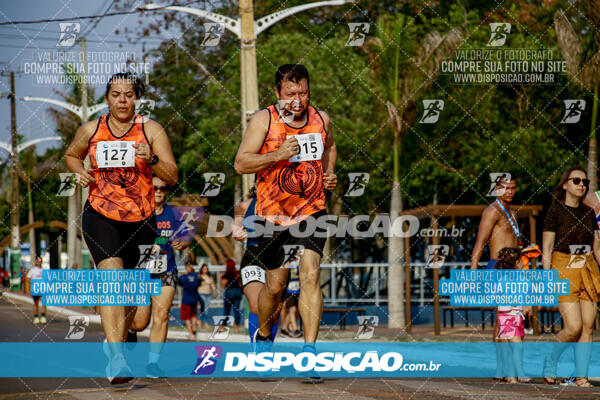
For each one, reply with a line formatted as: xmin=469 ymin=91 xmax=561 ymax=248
xmin=153 ymin=185 xmax=168 ymax=192
xmin=568 ymin=177 xmax=590 ymax=187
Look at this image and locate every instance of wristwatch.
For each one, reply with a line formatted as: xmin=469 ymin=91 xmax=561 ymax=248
xmin=148 ymin=154 xmax=159 ymax=166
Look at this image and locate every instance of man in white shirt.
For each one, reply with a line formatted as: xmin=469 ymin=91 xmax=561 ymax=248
xmin=26 ymin=256 xmax=46 ymax=324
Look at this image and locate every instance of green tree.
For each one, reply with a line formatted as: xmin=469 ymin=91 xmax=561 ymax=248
xmin=554 ymin=0 xmax=600 ymax=191
xmin=366 ymin=10 xmax=465 ymax=328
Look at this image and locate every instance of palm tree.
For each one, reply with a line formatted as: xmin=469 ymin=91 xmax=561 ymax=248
xmin=554 ymin=1 xmax=600 ymax=191
xmin=367 ymin=14 xmax=464 ymax=329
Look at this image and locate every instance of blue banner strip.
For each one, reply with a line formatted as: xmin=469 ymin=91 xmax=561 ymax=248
xmin=1 ymin=342 xmax=599 ymax=378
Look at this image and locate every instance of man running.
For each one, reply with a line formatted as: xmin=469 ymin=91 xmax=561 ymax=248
xmin=26 ymin=256 xmax=46 ymax=325
xmin=471 ymin=175 xmax=522 ymax=380
xmin=234 ymin=64 xmax=337 ymax=355
xmin=128 ymin=176 xmax=190 ymax=378
xmin=233 ymin=194 xmax=280 ymax=344
xmin=65 ymin=72 xmax=177 ymax=384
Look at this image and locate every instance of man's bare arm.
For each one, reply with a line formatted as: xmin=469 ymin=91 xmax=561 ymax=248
xmin=320 ymin=111 xmax=336 ymax=172
xmin=234 ymin=110 xmax=297 ymax=174
xmin=470 ymin=207 xmax=498 ymax=269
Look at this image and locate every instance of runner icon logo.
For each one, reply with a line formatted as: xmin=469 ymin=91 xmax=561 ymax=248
xmin=201 ymin=173 xmax=225 ymax=197
xmin=345 ymin=173 xmax=370 ymax=197
xmin=57 ymin=22 xmax=80 ymax=47
xmin=57 ymin=173 xmax=79 ymax=197
xmin=172 ymin=207 xmax=203 ymax=241
xmin=487 ymin=172 xmax=512 ymax=196
xmin=486 ymin=23 xmax=511 ymax=47
xmin=561 ymin=100 xmax=586 ymax=124
xmin=419 ymin=100 xmax=444 ymax=124
xmin=134 ymin=99 xmax=155 ymax=123
xmin=210 ymin=316 xmax=234 ymax=340
xmin=191 ymin=345 xmax=222 ymax=375
xmin=65 ymin=316 xmax=89 ymax=340
xmin=201 ymin=23 xmax=225 ymax=47
xmin=425 ymin=245 xmax=450 ymax=269
xmin=282 ymin=245 xmax=304 ymax=266
xmin=354 ymin=315 xmax=379 ymax=340
xmin=566 ymin=244 xmax=591 ymax=269
xmin=346 ymin=23 xmax=370 ymax=46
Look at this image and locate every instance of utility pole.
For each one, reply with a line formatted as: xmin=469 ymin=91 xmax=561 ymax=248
xmin=9 ymin=71 xmax=20 ymax=290
xmin=239 ymin=0 xmax=259 ymax=200
xmin=79 ymin=37 xmax=89 ymax=269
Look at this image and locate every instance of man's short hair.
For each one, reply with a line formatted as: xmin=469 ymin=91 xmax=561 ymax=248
xmin=275 ymin=64 xmax=309 ymax=92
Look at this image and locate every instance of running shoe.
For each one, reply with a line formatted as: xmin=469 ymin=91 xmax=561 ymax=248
xmin=524 ymin=328 xmax=533 ymax=335
xmin=561 ymin=377 xmax=576 ymax=386
xmin=146 ymin=362 xmax=166 ymax=379
xmin=33 ymin=317 xmax=40 ymax=324
xmin=280 ymin=328 xmax=290 ymax=337
xmin=291 ymin=329 xmax=303 ymax=338
xmin=126 ymin=330 xmax=137 ymax=350
xmin=297 ymin=344 xmax=322 ymax=383
xmin=126 ymin=330 xmax=137 ymax=343
xmin=105 ymin=352 xmax=133 ymax=385
xmin=40 ymin=316 xmax=47 ymax=324
xmin=254 ymin=332 xmax=274 ymax=354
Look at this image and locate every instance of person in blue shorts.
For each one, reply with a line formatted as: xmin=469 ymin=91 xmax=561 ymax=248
xmin=129 ymin=176 xmax=190 ymax=378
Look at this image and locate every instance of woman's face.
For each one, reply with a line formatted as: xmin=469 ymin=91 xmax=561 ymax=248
xmin=105 ymin=79 xmax=137 ymax=122
xmin=563 ymin=169 xmax=588 ymax=199
xmin=201 ymin=265 xmax=208 ymax=274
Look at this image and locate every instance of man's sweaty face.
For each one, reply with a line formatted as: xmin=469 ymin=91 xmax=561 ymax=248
xmin=276 ymin=78 xmax=309 ymax=118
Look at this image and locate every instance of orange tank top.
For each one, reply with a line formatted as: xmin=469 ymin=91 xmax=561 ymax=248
xmin=255 ymin=105 xmax=327 ymax=226
xmin=87 ymin=114 xmax=155 ymax=222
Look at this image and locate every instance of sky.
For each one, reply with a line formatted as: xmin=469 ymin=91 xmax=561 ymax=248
xmin=0 ymin=0 xmax=193 ymax=156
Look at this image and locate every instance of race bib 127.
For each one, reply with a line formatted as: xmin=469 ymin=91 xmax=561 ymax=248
xmin=96 ymin=141 xmax=135 ymax=168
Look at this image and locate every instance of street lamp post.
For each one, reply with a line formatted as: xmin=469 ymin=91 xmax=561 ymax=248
xmin=0 ymin=132 xmax=62 ymax=289
xmin=140 ymin=0 xmax=354 ymax=200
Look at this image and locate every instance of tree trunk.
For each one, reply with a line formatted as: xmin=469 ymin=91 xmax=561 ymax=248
xmin=588 ymin=81 xmax=599 ymax=193
xmin=323 ymin=193 xmax=343 ymax=263
xmin=388 ymin=179 xmax=406 ymax=329
xmin=233 ymin=175 xmax=243 ymax=263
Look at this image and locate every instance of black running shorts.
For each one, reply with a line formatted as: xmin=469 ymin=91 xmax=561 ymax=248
xmin=251 ymin=210 xmax=328 ymax=271
xmin=82 ymin=201 xmax=157 ymax=269
xmin=240 ymin=245 xmax=267 ymax=288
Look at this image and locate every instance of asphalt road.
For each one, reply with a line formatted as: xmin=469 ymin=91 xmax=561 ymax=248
xmin=1 ymin=294 xmax=600 ymax=399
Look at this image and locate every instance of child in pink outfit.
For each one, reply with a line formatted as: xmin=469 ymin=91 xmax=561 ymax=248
xmin=495 ymin=247 xmax=532 ymax=384
xmin=497 ymin=306 xmax=525 ymax=339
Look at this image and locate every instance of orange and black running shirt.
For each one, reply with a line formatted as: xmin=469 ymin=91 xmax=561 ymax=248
xmin=256 ymin=104 xmax=327 ymax=226
xmin=87 ymin=114 xmax=155 ymax=222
